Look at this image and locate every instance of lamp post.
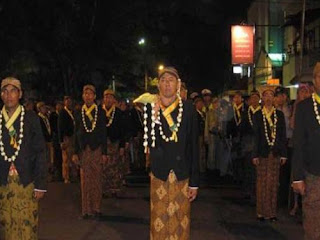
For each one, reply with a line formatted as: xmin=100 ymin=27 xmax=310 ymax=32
xmin=158 ymin=64 xmax=164 ymax=71
xmin=138 ymin=38 xmax=148 ymax=91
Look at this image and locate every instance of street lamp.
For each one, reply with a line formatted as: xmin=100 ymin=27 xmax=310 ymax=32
xmin=158 ymin=64 xmax=164 ymax=71
xmin=138 ymin=38 xmax=145 ymax=45
xmin=138 ymin=37 xmax=148 ymax=91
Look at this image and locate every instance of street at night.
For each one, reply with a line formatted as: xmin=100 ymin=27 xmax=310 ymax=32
xmin=0 ymin=0 xmax=320 ymax=239
xmin=38 ymin=177 xmax=304 ymax=240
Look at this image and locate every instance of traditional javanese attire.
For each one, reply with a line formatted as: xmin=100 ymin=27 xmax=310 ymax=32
xmin=74 ymin=104 xmax=107 ymax=216
xmin=49 ymin=110 xmax=63 ymax=181
xmin=252 ymin=106 xmax=287 ymax=219
xmin=242 ymin=104 xmax=261 ymax=198
xmin=227 ymin=102 xmax=247 ymax=183
xmin=145 ymin=98 xmax=199 ymax=240
xmin=204 ymin=107 xmax=218 ymax=171
xmin=38 ymin=112 xmax=54 ymax=181
xmin=102 ymin=104 xmax=125 ymax=196
xmin=0 ymin=106 xmax=47 ymax=240
xmin=292 ymin=93 xmax=320 ymax=240
xmin=196 ymin=109 xmax=206 ymax=173
xmin=129 ymin=106 xmax=145 ymax=170
xmin=58 ymin=106 xmax=76 ymax=183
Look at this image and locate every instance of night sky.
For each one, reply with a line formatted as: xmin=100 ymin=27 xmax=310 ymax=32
xmin=0 ymin=0 xmax=253 ymax=98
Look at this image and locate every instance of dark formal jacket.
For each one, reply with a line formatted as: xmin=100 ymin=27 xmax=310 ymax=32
xmin=74 ymin=105 xmax=107 ymax=155
xmin=252 ymin=109 xmax=287 ymax=159
xmin=148 ymin=100 xmax=200 ymax=187
xmin=49 ymin=111 xmax=59 ymax=145
xmin=196 ymin=110 xmax=205 ymax=137
xmin=227 ymin=103 xmax=248 ymax=139
xmin=104 ymin=107 xmax=125 ymax=148
xmin=58 ymin=107 xmax=75 ymax=143
xmin=292 ymin=97 xmax=320 ymax=180
xmin=0 ymin=110 xmax=47 ymax=190
xmin=38 ymin=114 xmax=52 ymax=142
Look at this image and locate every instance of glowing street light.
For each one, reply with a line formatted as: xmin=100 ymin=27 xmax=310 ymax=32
xmin=158 ymin=64 xmax=164 ymax=71
xmin=138 ymin=38 xmax=145 ymax=45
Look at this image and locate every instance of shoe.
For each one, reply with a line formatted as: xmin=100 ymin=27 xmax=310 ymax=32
xmin=257 ymin=217 xmax=265 ymax=222
xmin=64 ymin=179 xmax=70 ymax=184
xmin=269 ymin=217 xmax=278 ymax=222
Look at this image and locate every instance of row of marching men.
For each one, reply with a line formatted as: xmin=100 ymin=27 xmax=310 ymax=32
xmin=30 ymin=86 xmax=146 ymax=217
xmin=188 ymin=81 xmax=313 ymax=223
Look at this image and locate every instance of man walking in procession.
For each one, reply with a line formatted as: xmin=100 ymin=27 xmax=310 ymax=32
xmin=73 ymin=84 xmax=108 ymax=219
xmin=137 ymin=67 xmax=199 ymax=240
xmin=0 ymin=77 xmax=47 ymax=239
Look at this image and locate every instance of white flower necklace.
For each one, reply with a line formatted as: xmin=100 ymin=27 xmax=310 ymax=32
xmin=233 ymin=104 xmax=243 ymax=126
xmin=81 ymin=104 xmax=98 ymax=133
xmin=248 ymin=106 xmax=261 ymax=127
xmin=312 ymin=93 xmax=320 ymax=125
xmin=0 ymin=106 xmax=25 ymax=162
xmin=143 ymin=95 xmax=183 ymax=152
xmin=105 ymin=106 xmax=116 ymax=127
xmin=262 ymin=107 xmax=277 ymax=146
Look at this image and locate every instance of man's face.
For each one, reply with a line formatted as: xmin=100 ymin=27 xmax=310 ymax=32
xmin=1 ymin=85 xmax=21 ymax=109
xmin=250 ymin=95 xmax=260 ymax=107
xmin=203 ymin=95 xmax=212 ymax=105
xmin=195 ymin=100 xmax=204 ymax=111
xmin=314 ymin=73 xmax=320 ymax=93
xmin=180 ymin=88 xmax=187 ymax=101
xmin=158 ymin=73 xmax=179 ymax=98
xmin=64 ymin=98 xmax=73 ymax=109
xmin=56 ymin=103 xmax=63 ymax=112
xmin=82 ymin=89 xmax=95 ymax=105
xmin=40 ymin=105 xmax=47 ymax=114
xmin=262 ymin=91 xmax=275 ymax=106
xmin=299 ymin=88 xmax=311 ymax=101
xmin=233 ymin=94 xmax=242 ymax=105
xmin=103 ymin=94 xmax=115 ymax=109
xmin=275 ymin=93 xmax=286 ymax=106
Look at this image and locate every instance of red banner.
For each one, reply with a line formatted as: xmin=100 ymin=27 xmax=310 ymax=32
xmin=231 ymin=25 xmax=254 ymax=65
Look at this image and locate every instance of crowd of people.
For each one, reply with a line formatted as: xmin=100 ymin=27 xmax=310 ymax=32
xmin=0 ymin=63 xmax=320 ymax=239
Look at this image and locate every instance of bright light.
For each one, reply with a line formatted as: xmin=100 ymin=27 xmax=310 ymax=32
xmin=268 ymin=53 xmax=286 ymax=62
xmin=158 ymin=64 xmax=164 ymax=71
xmin=233 ymin=66 xmax=242 ymax=74
xmin=138 ymin=38 xmax=145 ymax=45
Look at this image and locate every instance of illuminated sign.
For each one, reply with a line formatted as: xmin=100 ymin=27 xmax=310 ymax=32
xmin=231 ymin=25 xmax=254 ymax=65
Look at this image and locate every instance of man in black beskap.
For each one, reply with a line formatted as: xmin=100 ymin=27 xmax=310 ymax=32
xmin=252 ymin=85 xmax=287 ymax=222
xmin=292 ymin=62 xmax=320 ymax=240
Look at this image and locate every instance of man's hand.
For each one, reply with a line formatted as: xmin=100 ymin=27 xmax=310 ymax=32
xmin=72 ymin=154 xmax=80 ymax=166
xmin=188 ymin=188 xmax=198 ymax=202
xmin=252 ymin=158 xmax=259 ymax=166
xmin=292 ymin=181 xmax=306 ymax=195
xmin=34 ymin=191 xmax=45 ymax=200
xmin=280 ymin=158 xmax=287 ymax=166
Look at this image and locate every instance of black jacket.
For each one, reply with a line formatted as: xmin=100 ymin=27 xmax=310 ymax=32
xmin=58 ymin=108 xmax=75 ymax=143
xmin=292 ymin=97 xmax=320 ymax=180
xmin=104 ymin=107 xmax=125 ymax=148
xmin=148 ymin=100 xmax=200 ymax=187
xmin=39 ymin=115 xmax=52 ymax=142
xmin=74 ymin=105 xmax=108 ymax=155
xmin=252 ymin=109 xmax=287 ymax=159
xmin=0 ymin=110 xmax=47 ymax=190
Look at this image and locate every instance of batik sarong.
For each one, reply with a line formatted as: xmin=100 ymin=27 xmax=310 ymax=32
xmin=80 ymin=146 xmax=103 ymax=216
xmin=150 ymin=171 xmax=190 ymax=240
xmin=256 ymin=153 xmax=280 ymax=218
xmin=0 ymin=166 xmax=38 ymax=240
